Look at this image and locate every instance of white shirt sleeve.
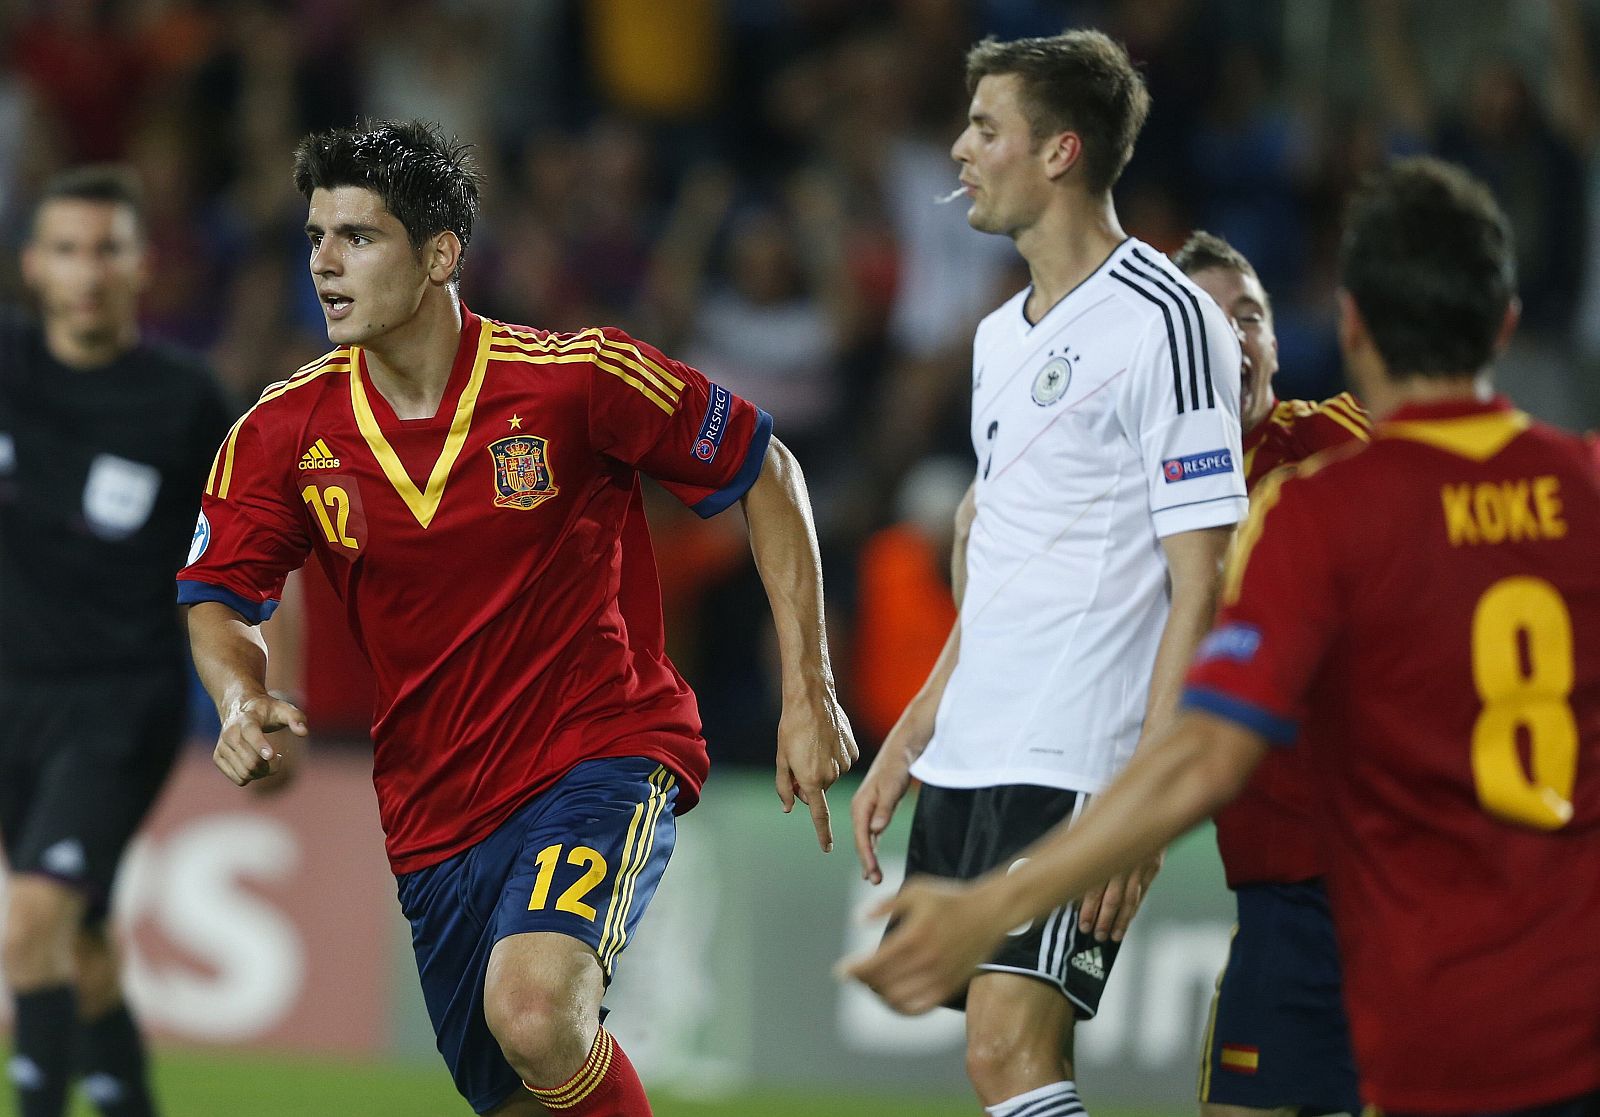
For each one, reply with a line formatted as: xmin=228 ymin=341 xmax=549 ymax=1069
xmin=1118 ymin=279 xmax=1248 ymax=538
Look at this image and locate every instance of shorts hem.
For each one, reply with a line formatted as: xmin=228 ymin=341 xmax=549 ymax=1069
xmin=907 ymin=766 xmax=1107 ymax=795
xmin=976 ymin=963 xmax=1098 ymax=1020
xmin=472 ymin=1078 xmax=525 ymax=1115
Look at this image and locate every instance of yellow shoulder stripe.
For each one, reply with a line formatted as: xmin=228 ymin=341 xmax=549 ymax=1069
xmin=1315 ymin=394 xmax=1371 ymax=441
xmin=297 ymin=347 xmax=352 ymax=376
xmin=493 ymin=348 xmax=677 ymax=415
xmin=1380 ymin=410 xmax=1531 ymax=462
xmin=1224 ymin=466 xmax=1294 ymax=606
xmin=206 ymin=361 xmax=344 ymax=499
xmin=492 ymin=324 xmax=686 ymax=409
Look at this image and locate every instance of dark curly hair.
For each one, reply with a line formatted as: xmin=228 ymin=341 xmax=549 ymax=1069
xmin=1340 ymin=158 xmax=1516 ymax=378
xmin=293 ymin=120 xmax=482 ymax=283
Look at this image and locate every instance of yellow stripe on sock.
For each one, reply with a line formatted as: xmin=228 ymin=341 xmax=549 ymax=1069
xmin=525 ymin=1028 xmax=615 ymax=1108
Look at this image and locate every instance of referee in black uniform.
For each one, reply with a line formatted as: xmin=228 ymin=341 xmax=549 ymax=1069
xmin=0 ymin=167 xmax=234 ymax=1117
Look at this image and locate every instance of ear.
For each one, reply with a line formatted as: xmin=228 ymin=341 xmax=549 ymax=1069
xmin=426 ymin=230 xmax=463 ymax=285
xmin=1335 ymin=289 xmax=1368 ymax=358
xmin=1041 ymin=130 xmax=1083 ymax=182
xmin=1493 ymin=297 xmax=1521 ymax=355
xmin=18 ymin=242 xmax=37 ymax=290
xmin=134 ymin=240 xmax=153 ymax=295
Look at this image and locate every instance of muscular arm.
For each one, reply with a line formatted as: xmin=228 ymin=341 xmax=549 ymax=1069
xmin=892 ymin=480 xmax=976 ymax=761
xmin=991 ymin=712 xmax=1262 ymax=926
xmin=847 ymin=711 xmax=1266 ymax=1013
xmin=739 ymin=435 xmax=858 ymax=850
xmin=186 ymin=601 xmax=307 ymax=786
xmin=1141 ymin=525 xmax=1234 ymax=743
xmin=850 ymin=481 xmax=973 ymax=883
xmin=1074 ymin=522 xmax=1232 ymax=939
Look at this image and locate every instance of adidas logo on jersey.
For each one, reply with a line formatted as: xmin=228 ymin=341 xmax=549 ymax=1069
xmin=299 ymin=439 xmax=341 ymax=470
xmin=1070 ymin=945 xmax=1105 ymax=980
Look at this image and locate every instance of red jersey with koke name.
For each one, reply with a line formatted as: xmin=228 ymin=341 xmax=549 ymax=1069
xmin=179 ymin=308 xmax=771 ymax=873
xmin=1185 ymin=397 xmax=1600 ymax=1112
xmin=1212 ymin=392 xmax=1369 ymax=888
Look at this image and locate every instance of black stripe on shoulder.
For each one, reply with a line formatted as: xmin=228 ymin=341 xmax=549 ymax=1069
xmin=1122 ymin=255 xmax=1200 ymax=411
xmin=1132 ymin=246 xmax=1215 ymax=409
xmin=1110 ymin=268 xmax=1186 ymax=415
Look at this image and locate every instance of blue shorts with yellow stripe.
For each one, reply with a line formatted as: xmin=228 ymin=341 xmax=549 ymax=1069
xmin=1200 ymin=880 xmax=1361 ymax=1115
xmin=395 ymin=757 xmax=678 ymax=1114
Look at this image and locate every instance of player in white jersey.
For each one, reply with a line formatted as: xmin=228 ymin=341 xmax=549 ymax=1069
xmin=850 ymin=31 xmax=1246 ymax=1117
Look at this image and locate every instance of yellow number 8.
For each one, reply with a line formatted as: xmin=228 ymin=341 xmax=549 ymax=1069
xmin=1470 ymin=576 xmax=1578 ymax=830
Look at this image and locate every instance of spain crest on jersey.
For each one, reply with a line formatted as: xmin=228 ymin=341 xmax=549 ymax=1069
xmin=487 ymin=435 xmax=559 ymax=510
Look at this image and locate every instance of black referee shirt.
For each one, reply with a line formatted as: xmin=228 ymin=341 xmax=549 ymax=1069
xmin=0 ymin=308 xmax=235 ymax=677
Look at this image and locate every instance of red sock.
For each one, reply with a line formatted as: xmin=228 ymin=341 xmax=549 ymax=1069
xmin=524 ymin=1027 xmax=652 ymax=1115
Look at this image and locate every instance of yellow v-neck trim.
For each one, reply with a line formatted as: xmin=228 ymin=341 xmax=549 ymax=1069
xmin=1380 ymin=410 xmax=1531 ymax=463
xmin=349 ymin=319 xmax=492 ymax=529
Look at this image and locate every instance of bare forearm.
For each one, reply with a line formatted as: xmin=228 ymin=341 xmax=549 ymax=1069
xmin=186 ymin=601 xmax=273 ymax=719
xmin=1141 ymin=526 xmax=1230 ymax=742
xmin=741 ymin=438 xmax=835 ymax=698
xmin=887 ymin=618 xmax=960 ymax=761
xmin=982 ymin=713 xmax=1259 ymax=929
xmin=950 ymin=482 xmax=975 ymax=604
xmin=1143 ymin=583 xmax=1216 ymax=738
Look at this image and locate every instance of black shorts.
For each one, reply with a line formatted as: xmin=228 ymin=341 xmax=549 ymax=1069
xmin=903 ymin=780 xmax=1119 ymax=1018
xmin=0 ymin=669 xmax=185 ymax=919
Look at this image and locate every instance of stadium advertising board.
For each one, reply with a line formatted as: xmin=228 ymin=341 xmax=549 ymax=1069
xmin=2 ymin=760 xmax=1231 ymax=1104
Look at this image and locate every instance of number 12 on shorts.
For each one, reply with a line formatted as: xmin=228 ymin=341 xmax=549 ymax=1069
xmin=528 ymin=844 xmax=608 ymax=921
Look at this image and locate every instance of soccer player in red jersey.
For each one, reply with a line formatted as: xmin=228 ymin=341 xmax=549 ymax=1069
xmin=1172 ymin=231 xmax=1368 ymax=1115
xmin=849 ymin=158 xmax=1600 ymax=1116
xmin=179 ymin=121 xmax=858 ymax=1117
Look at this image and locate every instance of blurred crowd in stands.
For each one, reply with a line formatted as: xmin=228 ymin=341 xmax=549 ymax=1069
xmin=5 ymin=0 xmax=1600 ymax=762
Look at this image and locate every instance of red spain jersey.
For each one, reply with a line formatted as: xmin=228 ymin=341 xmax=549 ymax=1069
xmin=178 ymin=308 xmax=772 ymax=873
xmin=1214 ymin=392 xmax=1370 ymax=887
xmin=1185 ymin=397 xmax=1600 ymax=1112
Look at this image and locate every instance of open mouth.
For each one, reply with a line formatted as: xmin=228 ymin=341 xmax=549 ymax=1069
xmin=322 ymin=293 xmax=354 ymax=320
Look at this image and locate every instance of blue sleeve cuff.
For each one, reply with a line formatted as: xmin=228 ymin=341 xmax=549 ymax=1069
xmin=1181 ymin=686 xmax=1298 ymax=746
xmin=691 ymin=409 xmax=773 ymax=518
xmin=177 ymin=579 xmax=280 ymax=626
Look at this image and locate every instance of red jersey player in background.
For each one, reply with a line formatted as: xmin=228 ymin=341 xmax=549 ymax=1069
xmin=179 ymin=121 xmax=857 ymax=1117
xmin=1171 ymin=230 xmax=1368 ymax=1115
xmin=849 ymin=157 xmax=1600 ymax=1116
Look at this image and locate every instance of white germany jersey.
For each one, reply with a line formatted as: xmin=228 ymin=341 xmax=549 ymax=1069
xmin=911 ymin=238 xmax=1247 ymax=792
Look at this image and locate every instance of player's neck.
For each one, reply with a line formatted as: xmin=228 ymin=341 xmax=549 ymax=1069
xmin=361 ymin=290 xmax=465 ymax=420
xmin=1367 ymin=373 xmax=1492 ymax=420
xmin=43 ymin=318 xmax=137 ymax=371
xmin=1014 ymin=193 xmax=1125 ymax=324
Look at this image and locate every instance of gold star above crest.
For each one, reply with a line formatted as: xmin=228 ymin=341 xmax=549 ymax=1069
xmin=508 ymin=414 xmax=523 ymax=430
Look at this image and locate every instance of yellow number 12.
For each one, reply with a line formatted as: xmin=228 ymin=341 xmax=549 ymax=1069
xmin=528 ymin=845 xmax=608 ymax=921
xmin=301 ymin=484 xmax=358 ymax=549
xmin=1470 ymin=576 xmax=1578 ymax=830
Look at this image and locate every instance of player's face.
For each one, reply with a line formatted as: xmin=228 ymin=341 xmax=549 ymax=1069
xmin=1190 ymin=265 xmax=1277 ymax=431
xmin=22 ymin=199 xmax=146 ymax=346
xmin=305 ymin=186 xmax=430 ymax=347
xmin=951 ymin=74 xmax=1054 ymax=236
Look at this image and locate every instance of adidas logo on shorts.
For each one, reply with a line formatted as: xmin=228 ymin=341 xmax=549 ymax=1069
xmin=1070 ymin=945 xmax=1105 ymax=980
xmin=299 ymin=439 xmax=341 ymax=470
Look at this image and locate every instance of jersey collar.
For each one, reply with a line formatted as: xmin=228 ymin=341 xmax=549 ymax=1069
xmin=348 ymin=306 xmax=493 ymax=529
xmin=1380 ymin=394 xmax=1528 ymax=464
